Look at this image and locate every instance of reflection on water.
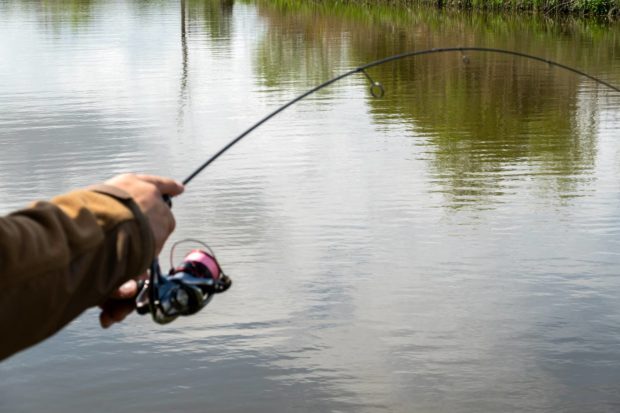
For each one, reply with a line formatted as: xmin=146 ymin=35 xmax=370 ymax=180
xmin=253 ymin=1 xmax=619 ymax=208
xmin=1 ymin=1 xmax=620 ymax=412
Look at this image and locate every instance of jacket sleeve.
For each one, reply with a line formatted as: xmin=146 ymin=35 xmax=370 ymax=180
xmin=0 ymin=185 xmax=155 ymax=361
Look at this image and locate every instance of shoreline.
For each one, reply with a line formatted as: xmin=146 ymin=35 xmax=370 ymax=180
xmin=279 ymin=0 xmax=620 ymax=18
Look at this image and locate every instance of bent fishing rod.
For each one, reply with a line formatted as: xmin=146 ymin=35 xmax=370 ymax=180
xmin=137 ymin=46 xmax=620 ymax=325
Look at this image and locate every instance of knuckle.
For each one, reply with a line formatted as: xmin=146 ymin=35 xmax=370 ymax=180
xmin=118 ymin=172 xmax=136 ymax=181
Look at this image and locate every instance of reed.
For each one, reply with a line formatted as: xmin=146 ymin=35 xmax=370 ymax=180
xmin=269 ymin=0 xmax=620 ymax=16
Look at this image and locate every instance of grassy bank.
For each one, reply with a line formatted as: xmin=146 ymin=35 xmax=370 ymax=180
xmin=285 ymin=0 xmax=620 ymax=16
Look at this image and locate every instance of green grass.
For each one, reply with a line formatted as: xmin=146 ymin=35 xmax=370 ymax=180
xmin=279 ymin=0 xmax=620 ymax=16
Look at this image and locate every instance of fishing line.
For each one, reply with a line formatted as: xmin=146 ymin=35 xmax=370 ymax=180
xmin=181 ymin=46 xmax=620 ymax=186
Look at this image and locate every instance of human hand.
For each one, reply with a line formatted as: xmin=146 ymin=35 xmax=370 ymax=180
xmin=99 ymin=277 xmax=145 ymax=328
xmin=104 ymin=173 xmax=184 ymax=255
xmin=100 ymin=174 xmax=183 ymax=327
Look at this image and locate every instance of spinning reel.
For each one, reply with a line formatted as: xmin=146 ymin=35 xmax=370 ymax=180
xmin=136 ymin=240 xmax=232 ymax=324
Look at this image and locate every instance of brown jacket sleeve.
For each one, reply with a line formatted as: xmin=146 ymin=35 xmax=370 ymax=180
xmin=0 ymin=185 xmax=155 ymax=361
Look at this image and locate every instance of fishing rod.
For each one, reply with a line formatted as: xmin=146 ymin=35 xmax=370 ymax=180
xmin=137 ymin=46 xmax=620 ymax=324
xmin=182 ymin=46 xmax=620 ymax=186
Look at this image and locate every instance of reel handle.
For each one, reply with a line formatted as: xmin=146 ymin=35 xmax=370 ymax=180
xmin=135 ymin=279 xmax=149 ymax=315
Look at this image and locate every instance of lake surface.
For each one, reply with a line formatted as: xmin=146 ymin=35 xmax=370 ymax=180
xmin=1 ymin=1 xmax=620 ymax=411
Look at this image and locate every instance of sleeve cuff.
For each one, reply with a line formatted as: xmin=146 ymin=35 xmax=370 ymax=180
xmin=87 ymin=184 xmax=156 ymax=272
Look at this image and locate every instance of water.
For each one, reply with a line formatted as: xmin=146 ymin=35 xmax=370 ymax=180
xmin=1 ymin=1 xmax=620 ymax=411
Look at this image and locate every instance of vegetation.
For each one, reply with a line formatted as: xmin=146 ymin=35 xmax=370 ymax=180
xmin=270 ymin=0 xmax=620 ymax=17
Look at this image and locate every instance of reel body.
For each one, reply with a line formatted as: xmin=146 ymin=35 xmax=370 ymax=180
xmin=136 ymin=246 xmax=231 ymax=324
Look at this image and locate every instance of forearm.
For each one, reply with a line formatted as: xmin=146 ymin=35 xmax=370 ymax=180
xmin=0 ymin=187 xmax=154 ymax=360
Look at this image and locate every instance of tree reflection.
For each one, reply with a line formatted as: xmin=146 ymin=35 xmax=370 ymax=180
xmin=175 ymin=0 xmax=236 ymax=127
xmin=178 ymin=0 xmax=189 ymax=128
xmin=353 ymin=47 xmax=598 ymax=206
xmin=8 ymin=0 xmax=97 ymax=30
xmin=249 ymin=0 xmax=613 ymax=207
xmin=185 ymin=0 xmax=234 ymax=45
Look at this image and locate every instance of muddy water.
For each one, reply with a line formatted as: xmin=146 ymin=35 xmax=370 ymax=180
xmin=1 ymin=1 xmax=620 ymax=411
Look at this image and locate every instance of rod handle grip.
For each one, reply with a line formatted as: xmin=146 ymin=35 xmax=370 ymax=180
xmin=163 ymin=194 xmax=172 ymax=208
